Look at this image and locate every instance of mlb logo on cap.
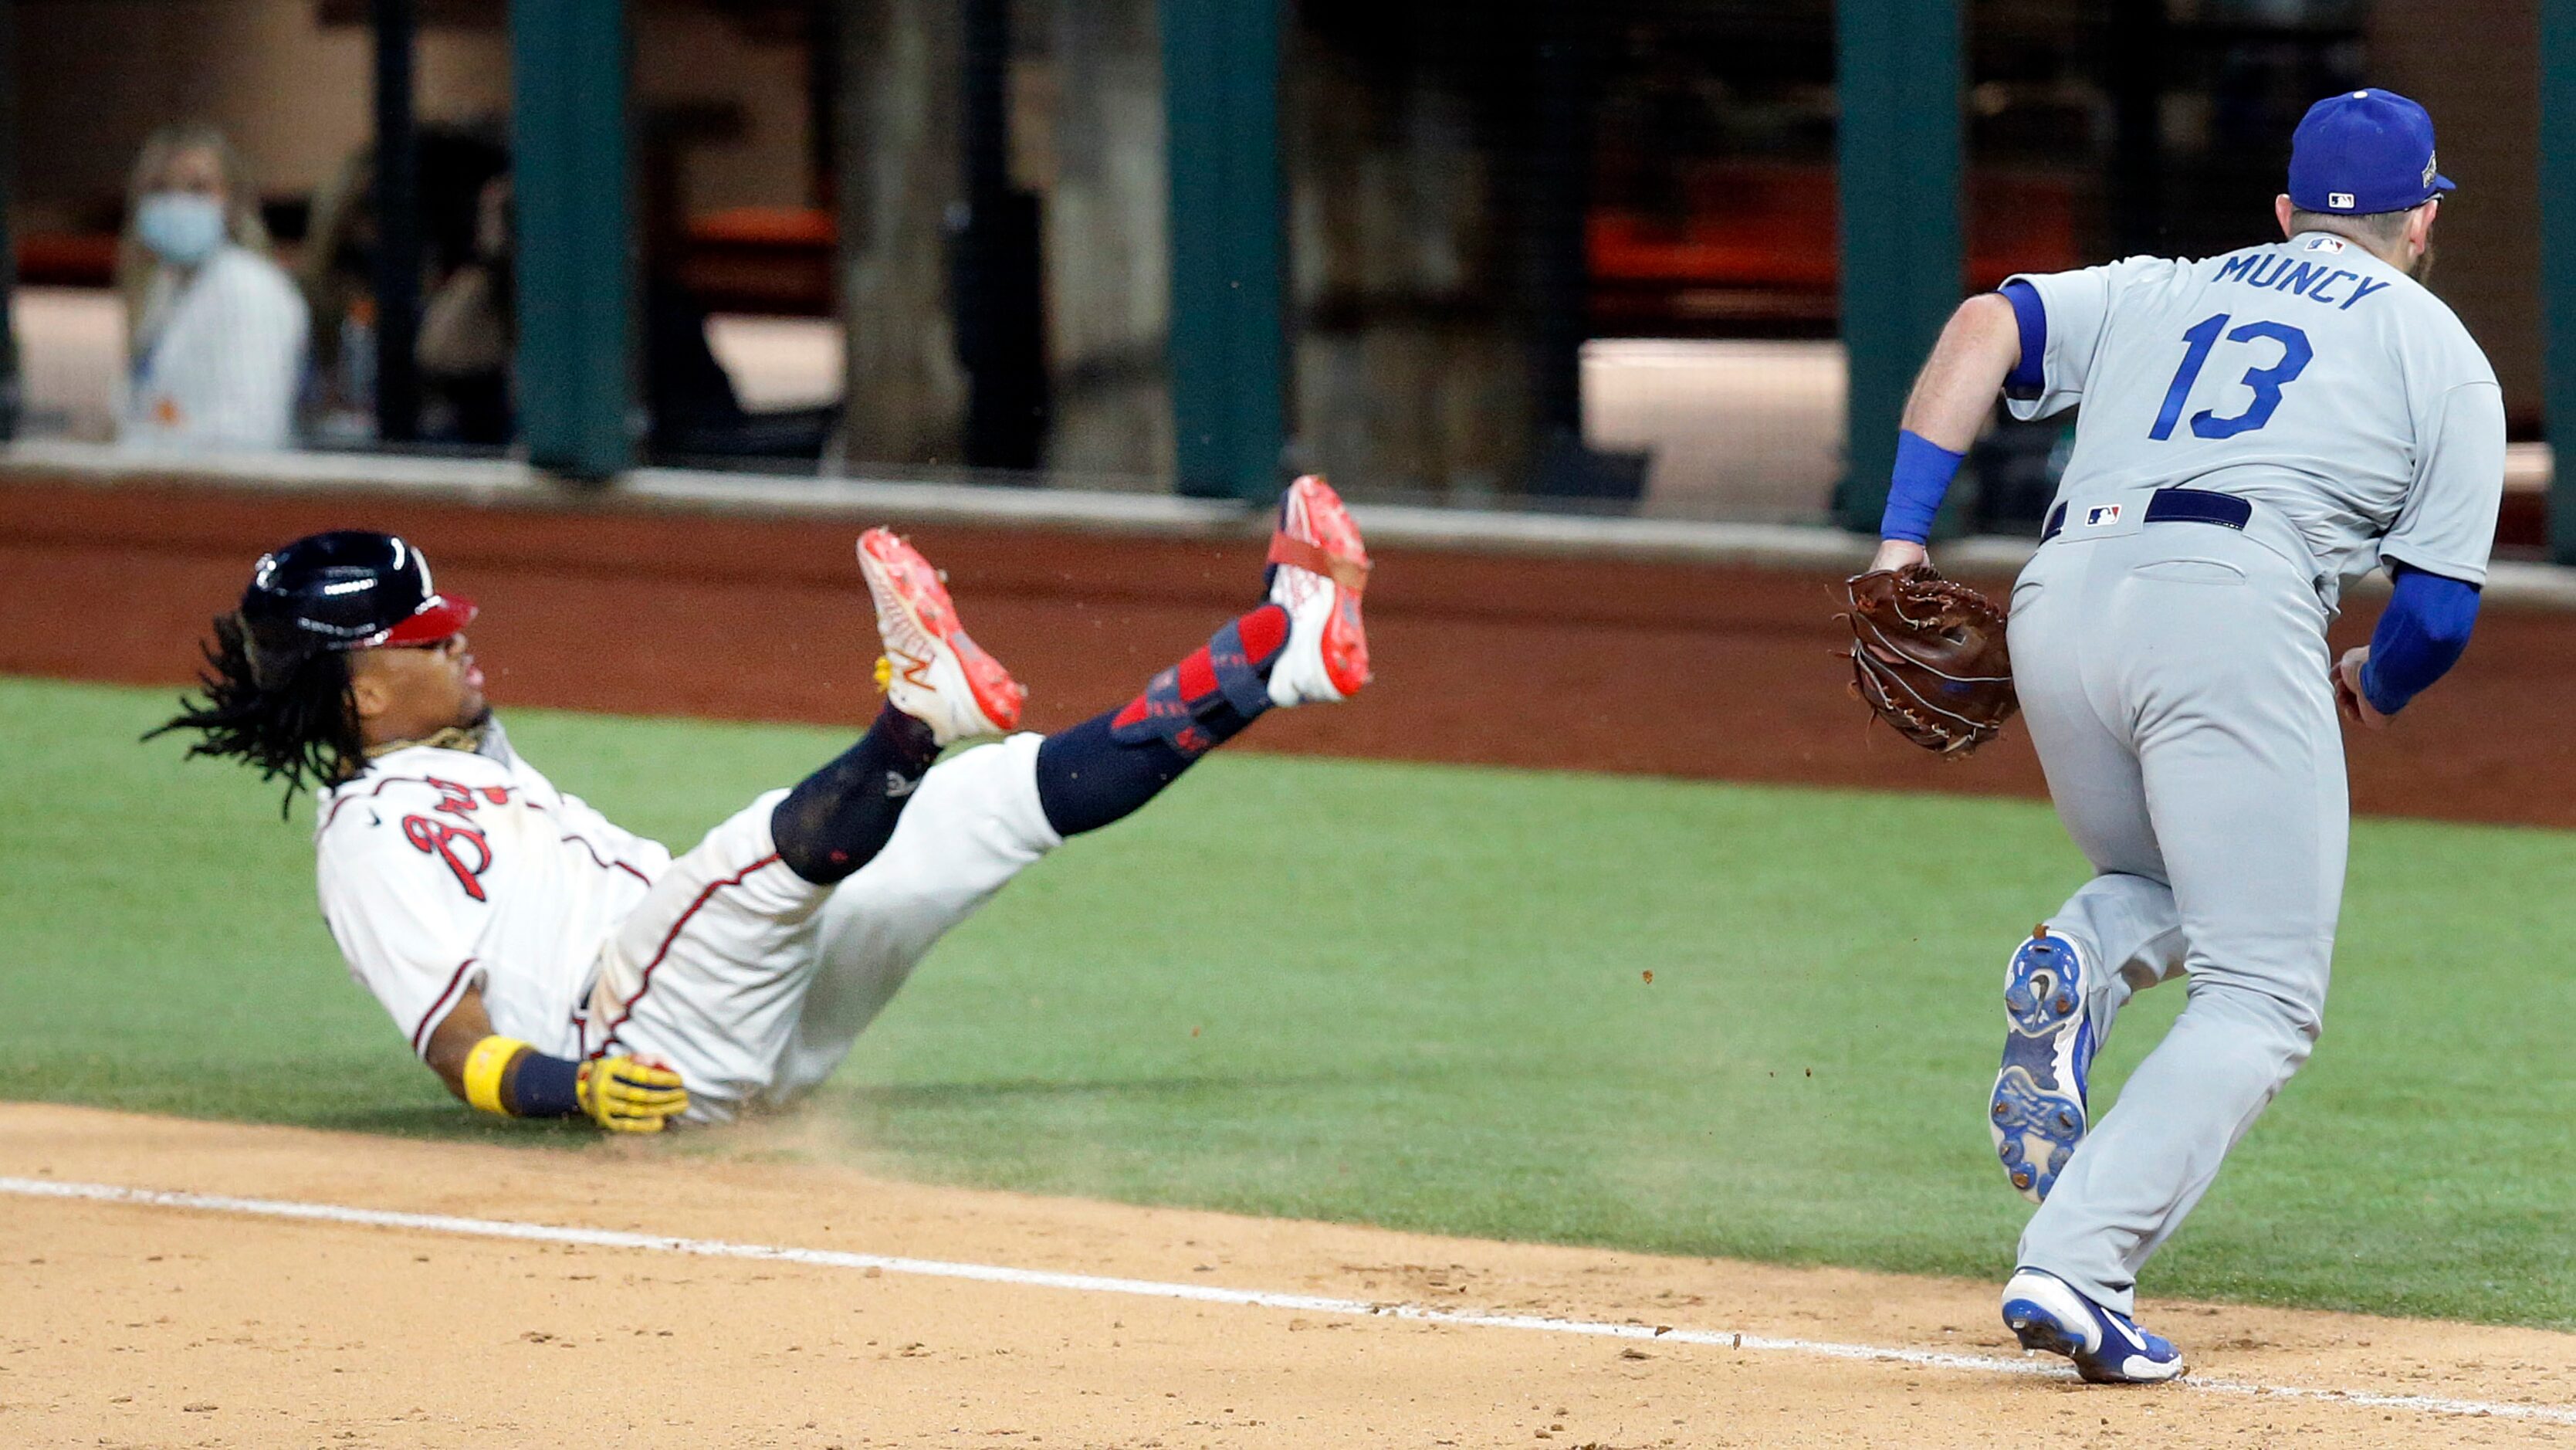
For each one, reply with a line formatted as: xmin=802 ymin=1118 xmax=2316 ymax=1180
xmin=2288 ymin=88 xmax=2455 ymax=215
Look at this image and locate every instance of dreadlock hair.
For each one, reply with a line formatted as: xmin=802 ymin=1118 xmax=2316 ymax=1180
xmin=148 ymin=612 xmax=367 ymax=815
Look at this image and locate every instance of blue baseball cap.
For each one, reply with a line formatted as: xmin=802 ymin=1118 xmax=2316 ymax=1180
xmin=2288 ymin=88 xmax=2454 ymax=215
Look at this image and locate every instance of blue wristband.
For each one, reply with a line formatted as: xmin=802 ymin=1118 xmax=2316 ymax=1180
xmin=506 ymin=1052 xmax=585 ymax=1118
xmin=1880 ymin=430 xmax=1965 ymax=545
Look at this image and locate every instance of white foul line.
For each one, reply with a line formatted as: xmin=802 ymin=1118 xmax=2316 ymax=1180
xmin=5 ymin=1174 xmax=2569 ymax=1427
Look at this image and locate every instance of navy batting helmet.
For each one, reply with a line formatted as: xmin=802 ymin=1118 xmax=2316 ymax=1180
xmin=237 ymin=530 xmax=479 ymax=689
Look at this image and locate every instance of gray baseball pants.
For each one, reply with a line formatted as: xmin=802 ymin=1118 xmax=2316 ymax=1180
xmin=2004 ymin=500 xmax=2348 ymax=1315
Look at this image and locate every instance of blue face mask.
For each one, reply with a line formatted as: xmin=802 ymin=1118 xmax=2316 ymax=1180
xmin=136 ymin=191 xmax=227 ymax=266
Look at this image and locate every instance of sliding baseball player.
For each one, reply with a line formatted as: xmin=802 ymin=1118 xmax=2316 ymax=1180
xmin=158 ymin=476 xmax=1372 ymax=1130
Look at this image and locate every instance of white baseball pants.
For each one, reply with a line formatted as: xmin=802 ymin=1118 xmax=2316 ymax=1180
xmin=588 ymin=733 xmax=1061 ymax=1123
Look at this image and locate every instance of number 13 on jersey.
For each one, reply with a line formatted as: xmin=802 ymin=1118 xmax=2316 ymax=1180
xmin=2149 ymin=313 xmax=2314 ymax=441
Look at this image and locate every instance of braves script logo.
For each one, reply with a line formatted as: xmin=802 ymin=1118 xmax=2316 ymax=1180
xmin=403 ymin=815 xmax=493 ymax=900
xmin=401 ymin=777 xmax=509 ymax=899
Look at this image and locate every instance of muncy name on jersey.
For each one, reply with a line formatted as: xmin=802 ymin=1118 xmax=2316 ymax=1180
xmin=2216 ymin=249 xmax=2392 ymax=312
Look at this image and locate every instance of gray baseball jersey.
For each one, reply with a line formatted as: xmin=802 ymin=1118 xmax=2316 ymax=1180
xmin=2006 ymin=232 xmax=2505 ymax=596
xmin=1982 ymin=232 xmax=2503 ymax=1318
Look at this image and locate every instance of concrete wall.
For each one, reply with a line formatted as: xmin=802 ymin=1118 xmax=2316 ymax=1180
xmin=1032 ymin=0 xmax=1172 ymax=483
xmin=833 ymin=0 xmax=964 ymax=466
xmin=1286 ymin=30 xmax=1529 ymax=503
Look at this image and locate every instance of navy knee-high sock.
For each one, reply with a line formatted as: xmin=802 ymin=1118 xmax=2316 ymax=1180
xmin=1036 ymin=604 xmax=1288 ymax=837
xmin=770 ymin=703 xmax=942 ymax=883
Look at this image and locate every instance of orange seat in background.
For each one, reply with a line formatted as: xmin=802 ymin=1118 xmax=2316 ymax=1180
xmin=1589 ymin=161 xmax=2081 ymax=330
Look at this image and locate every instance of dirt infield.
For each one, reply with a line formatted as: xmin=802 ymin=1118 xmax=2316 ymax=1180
xmin=6 ymin=473 xmax=2576 ymax=826
xmin=5 ymin=1103 xmax=2574 ymax=1448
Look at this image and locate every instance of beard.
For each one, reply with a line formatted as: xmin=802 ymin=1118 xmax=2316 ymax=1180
xmin=2408 ymin=241 xmax=2436 ymax=284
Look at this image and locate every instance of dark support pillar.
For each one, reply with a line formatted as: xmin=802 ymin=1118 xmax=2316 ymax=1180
xmin=0 ymin=0 xmax=19 ymax=442
xmin=2546 ymin=0 xmax=2576 ymax=561
xmin=1833 ymin=0 xmax=1965 ymax=533
xmin=371 ymin=0 xmax=421 ymax=445
xmin=808 ymin=2 xmax=838 ymax=212
xmin=1525 ymin=11 xmax=1624 ymax=499
xmin=1159 ymin=0 xmax=1285 ymax=502
xmin=511 ymin=0 xmax=633 ymax=478
xmin=1528 ymin=16 xmax=1588 ymax=442
xmin=954 ymin=0 xmax=1049 ymax=469
xmin=2107 ymin=0 xmax=2167 ymax=256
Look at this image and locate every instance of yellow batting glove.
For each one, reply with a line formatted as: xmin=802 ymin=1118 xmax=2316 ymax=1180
xmin=577 ymin=1055 xmax=689 ymax=1133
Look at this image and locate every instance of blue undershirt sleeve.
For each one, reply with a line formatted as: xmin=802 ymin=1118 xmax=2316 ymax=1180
xmin=1999 ymin=279 xmax=2045 ymax=401
xmin=2358 ymin=564 xmax=2481 ymax=717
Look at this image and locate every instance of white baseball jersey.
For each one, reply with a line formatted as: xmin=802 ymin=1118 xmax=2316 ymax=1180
xmin=313 ymin=724 xmax=1062 ymax=1123
xmin=2006 ymin=231 xmax=2505 ymax=596
xmin=314 ymin=723 xmax=669 ymax=1062
xmin=120 ymin=245 xmax=309 ymax=452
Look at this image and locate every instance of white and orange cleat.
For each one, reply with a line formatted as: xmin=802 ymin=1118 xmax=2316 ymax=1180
xmin=856 ymin=528 xmax=1027 ymax=744
xmin=1264 ymin=474 xmax=1372 ymax=706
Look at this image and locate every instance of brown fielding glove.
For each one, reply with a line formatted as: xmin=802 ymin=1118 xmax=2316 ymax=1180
xmin=577 ymin=1055 xmax=689 ymax=1133
xmin=1842 ymin=563 xmax=2019 ymax=756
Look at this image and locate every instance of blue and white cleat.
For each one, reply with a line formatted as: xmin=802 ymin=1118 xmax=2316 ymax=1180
xmin=1990 ymin=926 xmax=2094 ymax=1203
xmin=2001 ymin=1268 xmax=2185 ymax=1384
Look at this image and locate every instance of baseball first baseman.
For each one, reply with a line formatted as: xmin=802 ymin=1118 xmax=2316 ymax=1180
xmin=157 ymin=475 xmax=1372 ymax=1130
xmin=1869 ymin=90 xmax=2502 ymax=1380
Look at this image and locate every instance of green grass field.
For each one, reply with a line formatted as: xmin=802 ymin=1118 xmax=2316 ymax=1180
xmin=8 ymin=674 xmax=2574 ymax=1327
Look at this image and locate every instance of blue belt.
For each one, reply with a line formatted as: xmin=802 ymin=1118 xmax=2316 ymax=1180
xmin=2040 ymin=487 xmax=2253 ymax=542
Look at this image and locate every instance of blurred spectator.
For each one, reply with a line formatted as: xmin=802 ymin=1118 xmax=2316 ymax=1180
xmin=642 ymin=273 xmax=755 ymax=456
xmin=300 ymin=120 xmax=812 ymax=459
xmin=300 ymin=123 xmax=511 ymax=445
xmin=415 ymin=175 xmax=514 ymax=442
xmin=411 ymin=165 xmax=780 ymax=459
xmin=115 ymin=124 xmax=308 ymax=451
xmin=401 ymin=166 xmax=758 ymax=453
